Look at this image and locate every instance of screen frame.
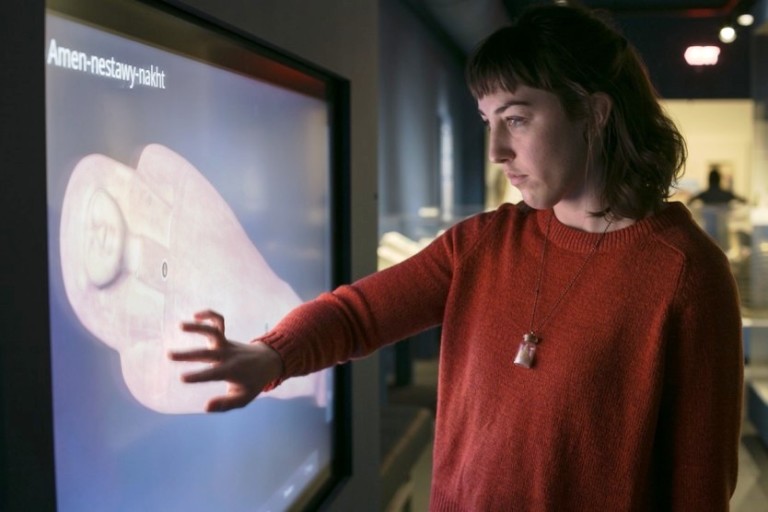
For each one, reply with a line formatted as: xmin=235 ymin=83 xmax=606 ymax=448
xmin=1 ymin=0 xmax=352 ymax=509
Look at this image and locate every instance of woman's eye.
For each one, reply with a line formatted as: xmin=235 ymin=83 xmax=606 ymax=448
xmin=505 ymin=117 xmax=526 ymax=128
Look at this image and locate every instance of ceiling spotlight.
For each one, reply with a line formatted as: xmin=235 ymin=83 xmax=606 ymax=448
xmin=684 ymin=46 xmax=720 ymax=66
xmin=719 ymin=25 xmax=736 ymax=43
xmin=737 ymin=13 xmax=754 ymax=27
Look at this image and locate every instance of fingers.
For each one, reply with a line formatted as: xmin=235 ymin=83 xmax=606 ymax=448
xmin=177 ymin=363 xmax=227 ymax=384
xmin=206 ymin=393 xmax=254 ymax=413
xmin=193 ymin=310 xmax=225 ymax=334
xmin=171 ymin=310 xmax=261 ymax=413
xmin=180 ymin=321 xmax=223 ymax=337
xmin=167 ymin=347 xmax=220 ymax=363
xmin=180 ymin=320 xmax=226 ymax=348
xmin=171 ymin=312 xmax=230 ymax=376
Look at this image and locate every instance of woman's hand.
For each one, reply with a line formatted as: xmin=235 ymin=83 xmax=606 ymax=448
xmin=168 ymin=310 xmax=284 ymax=412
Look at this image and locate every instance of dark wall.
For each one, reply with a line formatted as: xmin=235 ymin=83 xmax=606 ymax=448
xmin=379 ymin=0 xmax=486 ymax=235
xmin=611 ymin=14 xmax=751 ymax=99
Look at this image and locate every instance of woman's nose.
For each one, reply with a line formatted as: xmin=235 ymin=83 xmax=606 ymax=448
xmin=488 ymin=128 xmax=513 ymax=164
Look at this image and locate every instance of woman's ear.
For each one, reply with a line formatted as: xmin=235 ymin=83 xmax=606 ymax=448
xmin=590 ymin=92 xmax=613 ymax=129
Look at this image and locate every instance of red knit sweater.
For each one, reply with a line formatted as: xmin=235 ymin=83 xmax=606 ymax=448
xmin=262 ymin=202 xmax=743 ymax=511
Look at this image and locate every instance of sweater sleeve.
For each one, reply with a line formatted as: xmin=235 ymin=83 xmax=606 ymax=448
xmin=258 ymin=209 xmax=501 ymax=382
xmin=654 ymin=247 xmax=743 ymax=510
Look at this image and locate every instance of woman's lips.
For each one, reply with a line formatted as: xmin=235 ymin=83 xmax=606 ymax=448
xmin=505 ymin=171 xmax=527 ymax=187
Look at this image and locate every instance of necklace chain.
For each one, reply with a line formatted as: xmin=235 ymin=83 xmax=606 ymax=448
xmin=515 ymin=211 xmax=613 ymax=369
xmin=528 ymin=212 xmax=612 ymax=336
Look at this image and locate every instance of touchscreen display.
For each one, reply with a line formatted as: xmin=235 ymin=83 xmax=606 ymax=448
xmin=46 ymin=8 xmax=336 ymax=511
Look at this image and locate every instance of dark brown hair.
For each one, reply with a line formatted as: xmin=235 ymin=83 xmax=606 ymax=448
xmin=466 ymin=3 xmax=686 ymax=219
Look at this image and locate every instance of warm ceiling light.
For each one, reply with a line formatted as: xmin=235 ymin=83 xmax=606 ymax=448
xmin=737 ymin=13 xmax=754 ymax=26
xmin=719 ymin=25 xmax=737 ymax=43
xmin=684 ymin=46 xmax=721 ymax=66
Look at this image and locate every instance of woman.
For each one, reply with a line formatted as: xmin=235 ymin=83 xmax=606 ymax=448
xmin=171 ymin=3 xmax=743 ymax=510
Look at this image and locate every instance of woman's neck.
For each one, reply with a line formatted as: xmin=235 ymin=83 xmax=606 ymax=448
xmin=552 ymin=204 xmax=636 ymax=233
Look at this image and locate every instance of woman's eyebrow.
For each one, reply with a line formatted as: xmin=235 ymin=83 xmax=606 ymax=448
xmin=494 ymin=100 xmax=532 ymax=114
xmin=479 ymin=100 xmax=533 ymax=118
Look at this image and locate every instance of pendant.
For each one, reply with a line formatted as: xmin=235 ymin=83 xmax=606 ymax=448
xmin=514 ymin=332 xmax=539 ymax=368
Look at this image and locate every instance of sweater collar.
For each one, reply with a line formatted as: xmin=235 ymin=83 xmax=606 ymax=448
xmin=535 ymin=202 xmax=691 ymax=253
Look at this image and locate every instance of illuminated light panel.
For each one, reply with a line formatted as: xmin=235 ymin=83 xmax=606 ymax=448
xmin=684 ymin=46 xmax=721 ymax=66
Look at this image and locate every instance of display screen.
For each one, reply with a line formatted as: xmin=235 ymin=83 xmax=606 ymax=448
xmin=44 ymin=1 xmax=347 ymax=510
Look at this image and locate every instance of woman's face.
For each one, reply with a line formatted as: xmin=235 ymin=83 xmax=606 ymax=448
xmin=478 ymin=86 xmax=595 ymax=212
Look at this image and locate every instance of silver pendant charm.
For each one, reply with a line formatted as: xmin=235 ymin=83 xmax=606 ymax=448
xmin=514 ymin=332 xmax=539 ymax=368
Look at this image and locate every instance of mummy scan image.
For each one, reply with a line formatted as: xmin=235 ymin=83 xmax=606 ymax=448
xmin=59 ymin=144 xmax=325 ymax=413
